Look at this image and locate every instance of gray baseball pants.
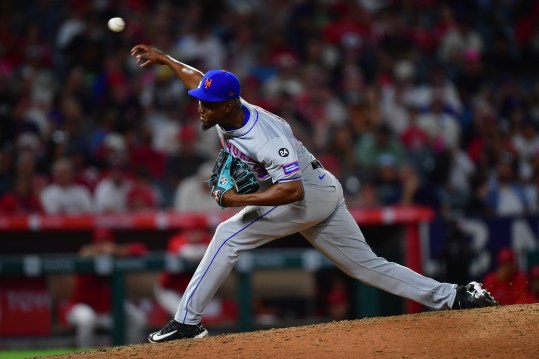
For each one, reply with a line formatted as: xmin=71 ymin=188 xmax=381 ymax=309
xmin=175 ymin=166 xmax=457 ymax=324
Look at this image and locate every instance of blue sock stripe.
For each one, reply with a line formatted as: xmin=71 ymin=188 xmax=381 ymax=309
xmin=182 ymin=206 xmax=278 ymax=323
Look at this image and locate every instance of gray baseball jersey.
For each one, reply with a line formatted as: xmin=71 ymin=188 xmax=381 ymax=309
xmin=174 ymin=99 xmax=457 ymax=325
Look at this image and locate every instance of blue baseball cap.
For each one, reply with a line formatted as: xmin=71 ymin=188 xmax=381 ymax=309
xmin=188 ymin=69 xmax=241 ymax=102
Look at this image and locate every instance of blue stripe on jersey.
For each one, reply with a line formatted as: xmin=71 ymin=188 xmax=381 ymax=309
xmin=182 ymin=205 xmax=278 ymax=324
xmin=242 ymin=104 xmax=251 ymax=125
xmin=278 ymin=177 xmax=301 ymax=183
xmin=235 ymin=109 xmax=259 ymax=138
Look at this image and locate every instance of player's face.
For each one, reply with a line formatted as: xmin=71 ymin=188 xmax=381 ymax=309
xmin=198 ymin=100 xmax=227 ymax=131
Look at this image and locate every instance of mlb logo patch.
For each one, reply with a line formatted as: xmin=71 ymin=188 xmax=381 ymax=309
xmin=283 ymin=161 xmax=299 ymax=175
xmin=220 ymin=176 xmax=228 ymax=185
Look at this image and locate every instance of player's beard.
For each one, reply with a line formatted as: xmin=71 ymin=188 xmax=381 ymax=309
xmin=202 ymin=122 xmax=216 ymax=131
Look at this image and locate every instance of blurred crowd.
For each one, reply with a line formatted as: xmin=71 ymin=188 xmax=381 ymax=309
xmin=2 ymin=0 xmax=539 ymax=216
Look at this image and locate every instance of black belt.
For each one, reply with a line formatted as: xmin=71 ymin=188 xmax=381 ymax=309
xmin=311 ymin=160 xmax=323 ymax=170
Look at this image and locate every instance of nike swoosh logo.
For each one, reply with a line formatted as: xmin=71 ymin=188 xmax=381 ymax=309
xmin=152 ymin=329 xmax=178 ymax=341
xmin=319 ymin=174 xmax=326 ymax=180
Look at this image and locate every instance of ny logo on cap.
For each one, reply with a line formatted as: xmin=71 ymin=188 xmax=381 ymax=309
xmin=204 ymin=78 xmax=213 ymax=89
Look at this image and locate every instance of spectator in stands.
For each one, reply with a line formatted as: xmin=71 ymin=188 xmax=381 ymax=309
xmin=95 ymin=132 xmax=128 ymax=168
xmin=154 ymin=231 xmax=237 ymax=326
xmin=353 ymin=180 xmax=380 ymax=209
xmin=172 ymin=22 xmax=226 ymax=70
xmin=94 ymin=157 xmax=132 ymax=213
xmin=484 ymin=31 xmax=520 ymax=76
xmin=374 ymin=154 xmax=401 ymax=206
xmin=523 ymin=149 xmax=539 ymax=214
xmin=465 ymin=104 xmax=500 ymax=168
xmin=399 ymin=105 xmax=430 ymax=169
xmin=165 ymin=126 xmax=209 ymax=196
xmin=0 ymin=175 xmax=42 ymax=214
xmin=324 ymin=271 xmax=350 ymax=321
xmin=515 ymin=2 xmax=539 ymax=74
xmin=486 ymin=152 xmax=532 ymax=216
xmin=517 ymin=265 xmax=539 ymax=304
xmin=40 ymin=157 xmax=93 ymax=214
xmin=355 ymin=123 xmax=406 ymax=173
xmin=295 ymin=67 xmax=348 ymax=151
xmin=483 ymin=248 xmax=529 ymax=305
xmin=14 ymin=149 xmax=37 ymax=180
xmin=347 ymin=87 xmax=382 ymax=139
xmin=322 ymin=124 xmax=357 ymax=180
xmin=65 ymin=228 xmax=147 ymax=347
xmin=416 ymin=91 xmax=461 ymax=151
xmin=263 ymin=53 xmax=303 ymax=101
xmin=454 ymin=49 xmax=485 ymax=105
xmin=126 ymin=125 xmax=165 ymax=180
xmin=438 ymin=16 xmax=484 ymax=68
xmin=380 ymin=62 xmax=414 ymax=136
xmin=379 ymin=60 xmax=417 ymax=132
xmin=442 ymin=146 xmax=476 ymax=211
xmin=511 ymin=119 xmax=539 ymax=164
xmin=173 ymin=161 xmax=216 ymax=213
xmin=1 ymin=150 xmax=47 ymax=213
xmin=273 ymin=90 xmax=312 ymax=149
xmin=69 ymin=148 xmax=100 ymax=193
xmin=0 ymin=150 xmax=13 ymax=197
xmin=226 ymin=24 xmax=258 ymax=81
xmin=126 ymin=168 xmax=158 ymax=212
xmin=467 ymin=173 xmax=492 ymax=215
xmin=398 ymin=163 xmax=439 ymax=208
xmin=372 ymin=156 xmax=439 ymax=209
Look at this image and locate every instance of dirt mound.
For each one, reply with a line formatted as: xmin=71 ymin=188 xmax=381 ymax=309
xmin=55 ymin=304 xmax=538 ymax=359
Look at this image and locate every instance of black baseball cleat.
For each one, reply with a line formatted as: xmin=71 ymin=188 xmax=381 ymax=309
xmin=148 ymin=320 xmax=208 ymax=343
xmin=452 ymin=281 xmax=499 ymax=309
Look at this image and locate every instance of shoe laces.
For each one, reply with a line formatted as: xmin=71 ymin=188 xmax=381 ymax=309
xmin=160 ymin=320 xmax=179 ymax=334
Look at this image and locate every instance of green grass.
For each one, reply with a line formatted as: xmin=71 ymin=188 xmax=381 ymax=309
xmin=0 ymin=348 xmax=85 ymax=359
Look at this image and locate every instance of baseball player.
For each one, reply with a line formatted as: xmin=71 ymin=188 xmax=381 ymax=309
xmin=130 ymin=44 xmax=498 ymax=343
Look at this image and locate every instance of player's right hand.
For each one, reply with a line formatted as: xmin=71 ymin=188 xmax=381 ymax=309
xmin=130 ymin=44 xmax=167 ymax=67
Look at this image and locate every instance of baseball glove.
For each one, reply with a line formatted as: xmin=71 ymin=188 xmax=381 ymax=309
xmin=209 ymin=150 xmax=260 ymax=207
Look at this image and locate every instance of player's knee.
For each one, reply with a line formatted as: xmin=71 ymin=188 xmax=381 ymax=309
xmin=224 ymin=243 xmax=239 ymax=261
xmin=216 ymin=238 xmax=239 ymax=262
xmin=214 ymin=222 xmax=233 ymax=238
xmin=213 ymin=223 xmax=240 ymax=261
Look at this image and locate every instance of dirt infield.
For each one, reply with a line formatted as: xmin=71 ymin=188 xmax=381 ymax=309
xmin=55 ymin=304 xmax=538 ymax=359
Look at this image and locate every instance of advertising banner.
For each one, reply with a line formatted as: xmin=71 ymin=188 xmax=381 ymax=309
xmin=0 ymin=277 xmax=51 ymax=336
xmin=422 ymin=216 xmax=539 ymax=282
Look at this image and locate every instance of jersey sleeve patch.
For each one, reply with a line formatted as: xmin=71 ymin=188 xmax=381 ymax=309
xmin=283 ymin=161 xmax=300 ymax=176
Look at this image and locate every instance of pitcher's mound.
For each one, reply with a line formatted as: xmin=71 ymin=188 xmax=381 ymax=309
xmin=60 ymin=304 xmax=538 ymax=359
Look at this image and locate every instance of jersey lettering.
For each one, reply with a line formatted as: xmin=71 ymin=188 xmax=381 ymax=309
xmin=224 ymin=141 xmax=270 ymax=180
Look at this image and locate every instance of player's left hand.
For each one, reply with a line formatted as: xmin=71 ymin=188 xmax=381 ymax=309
xmin=219 ymin=188 xmax=238 ymax=207
xmin=209 ymin=150 xmax=237 ymax=208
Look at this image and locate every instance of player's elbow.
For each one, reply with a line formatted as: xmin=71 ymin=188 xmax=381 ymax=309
xmin=273 ymin=180 xmax=304 ymax=204
xmin=288 ymin=183 xmax=304 ymax=202
xmin=296 ymin=186 xmax=305 ymax=201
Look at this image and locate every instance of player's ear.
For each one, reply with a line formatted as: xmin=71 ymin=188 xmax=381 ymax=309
xmin=223 ymin=100 xmax=236 ymax=113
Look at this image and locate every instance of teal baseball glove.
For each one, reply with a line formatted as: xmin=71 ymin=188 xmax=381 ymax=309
xmin=209 ymin=150 xmax=260 ymax=208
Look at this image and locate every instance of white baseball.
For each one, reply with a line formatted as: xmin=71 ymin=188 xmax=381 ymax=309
xmin=108 ymin=17 xmax=125 ymax=32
